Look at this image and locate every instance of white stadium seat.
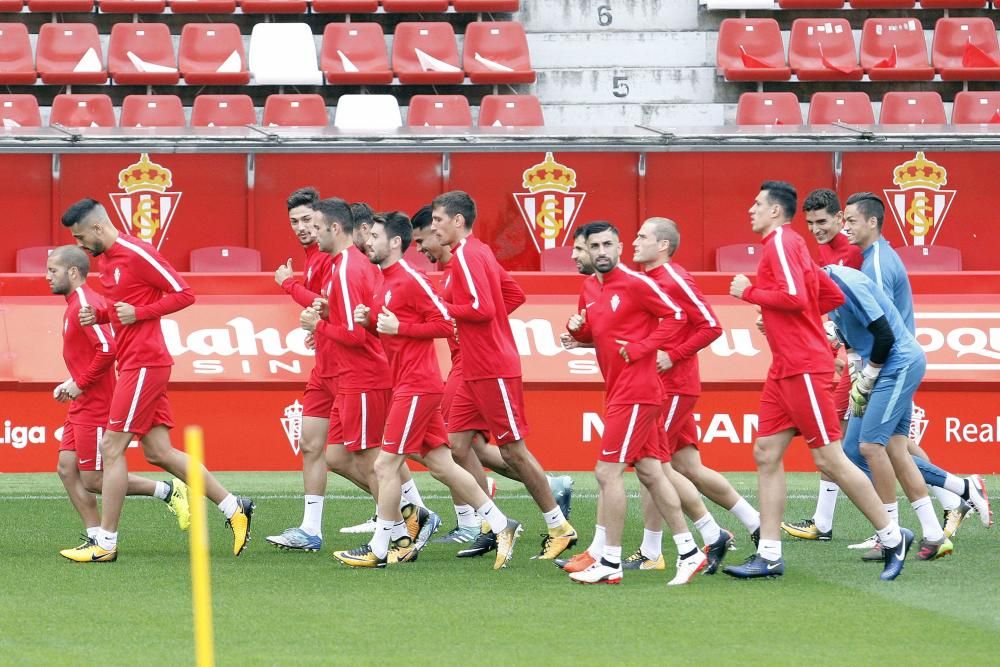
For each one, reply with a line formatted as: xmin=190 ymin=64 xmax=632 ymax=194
xmin=248 ymin=23 xmax=322 ymax=86
xmin=334 ymin=94 xmax=403 ymax=130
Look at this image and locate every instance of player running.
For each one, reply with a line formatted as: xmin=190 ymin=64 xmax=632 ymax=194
xmin=60 ymin=199 xmax=253 ymax=562
xmin=47 ymin=245 xmax=189 ymax=559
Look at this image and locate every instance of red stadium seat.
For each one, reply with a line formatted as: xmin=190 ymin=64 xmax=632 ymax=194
xmin=0 ymin=24 xmax=37 ymax=85
xmin=50 ymin=94 xmax=116 ymax=128
xmin=191 ymin=95 xmax=256 ymax=127
xmin=312 ymin=0 xmax=376 ymax=8
xmin=393 ymin=22 xmax=464 ymax=85
xmin=263 ymin=94 xmax=329 ymax=127
xmin=28 ymin=0 xmax=93 ymax=10
xmin=321 ymin=23 xmax=393 ymax=85
xmin=789 ymin=19 xmax=863 ymax=81
xmin=402 ymin=247 xmax=433 ymax=273
xmin=952 ymin=91 xmax=1000 ymax=125
xmin=895 ymin=245 xmax=962 ymax=272
xmin=879 ymin=92 xmax=947 ymax=125
xmin=850 ymin=0 xmax=914 ymax=7
xmin=108 ymin=23 xmax=179 ymax=86
xmin=716 ymin=19 xmax=791 ymax=82
xmin=383 ymin=0 xmax=448 ymax=11
xmin=716 ymin=244 xmax=764 ymax=272
xmin=240 ymin=0 xmax=307 ymax=13
xmin=120 ymin=95 xmax=186 ymax=128
xmin=0 ymin=94 xmax=41 ymax=128
xmin=778 ymin=0 xmax=843 ymax=7
xmin=16 ymin=247 xmax=55 ymax=274
xmin=921 ymin=0 xmax=985 ymax=7
xmin=170 ymin=0 xmax=236 ymax=11
xmin=860 ymin=19 xmax=933 ymax=81
xmin=540 ymin=247 xmax=577 ymax=272
xmin=407 ymin=95 xmax=472 ymax=127
xmin=932 ymin=18 xmax=1000 ymax=81
xmin=190 ymin=246 xmax=262 ymax=273
xmin=453 ymin=0 xmax=519 ymax=10
xmin=478 ymin=94 xmax=543 ymax=127
xmin=179 ymin=23 xmax=249 ymax=85
xmin=0 ymin=0 xmax=22 ymax=9
xmin=99 ymin=0 xmax=166 ymax=11
xmin=463 ymin=22 xmax=535 ymax=85
xmin=36 ymin=24 xmax=107 ymax=85
xmin=808 ymin=92 xmax=874 ymax=125
xmin=736 ymin=92 xmax=802 ymax=126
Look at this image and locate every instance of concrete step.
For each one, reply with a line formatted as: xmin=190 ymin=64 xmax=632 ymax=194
xmin=540 ymin=101 xmax=725 ymax=126
xmin=527 ymin=30 xmax=712 ymax=68
xmin=518 ymin=0 xmax=700 ymax=33
xmin=534 ymin=66 xmax=721 ymax=104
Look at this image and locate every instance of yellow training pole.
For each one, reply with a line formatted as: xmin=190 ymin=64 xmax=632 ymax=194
xmin=185 ymin=426 xmax=216 ymax=667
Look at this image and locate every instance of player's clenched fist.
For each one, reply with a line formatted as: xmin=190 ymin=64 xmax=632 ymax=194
xmin=114 ymin=301 xmax=137 ymax=325
xmin=311 ymin=297 xmax=329 ymax=319
xmin=567 ymin=309 xmax=586 ymax=332
xmin=78 ymin=305 xmax=96 ymax=327
xmin=353 ymin=303 xmax=371 ymax=327
xmin=730 ymin=274 xmax=751 ymax=299
xmin=376 ymin=307 xmax=400 ymax=335
xmin=274 ymin=258 xmax=294 ymax=286
xmin=300 ymin=307 xmax=320 ymax=332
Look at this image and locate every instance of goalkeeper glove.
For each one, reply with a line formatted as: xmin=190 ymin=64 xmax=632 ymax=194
xmin=846 ymin=352 xmax=863 ymax=382
xmin=849 ymin=365 xmax=880 ymax=418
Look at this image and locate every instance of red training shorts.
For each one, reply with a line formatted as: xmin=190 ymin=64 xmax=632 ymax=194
xmin=758 ymin=373 xmax=842 ymax=448
xmin=108 ymin=366 xmax=174 ymax=436
xmin=833 ymin=371 xmax=852 ymax=423
xmin=659 ymin=394 xmax=700 ymax=462
xmin=599 ymin=403 xmax=661 ymax=464
xmin=447 ymin=377 xmax=528 ymax=446
xmin=382 ymin=394 xmax=450 ymax=457
xmin=59 ymin=421 xmax=104 ymax=471
xmin=302 ymin=370 xmax=339 ymax=419
xmin=337 ymin=389 xmax=391 ymax=452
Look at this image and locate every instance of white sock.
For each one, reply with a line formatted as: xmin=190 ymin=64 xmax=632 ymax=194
xmin=153 ymin=481 xmax=171 ymax=501
xmin=542 ymin=506 xmax=566 ymax=530
xmin=912 ymin=496 xmax=944 ymax=542
xmin=884 ymin=502 xmax=899 ymax=526
xmin=757 ymin=538 xmax=781 ymax=561
xmin=672 ymin=531 xmax=698 ymax=558
xmin=813 ymin=481 xmax=839 ymax=533
xmin=728 ymin=497 xmax=760 ymax=533
xmin=217 ymin=494 xmax=238 ymax=519
xmin=601 ymin=544 xmax=622 ymax=566
xmin=96 ymin=528 xmax=117 ymax=550
xmin=942 ymin=474 xmax=966 ymax=497
xmin=455 ymin=504 xmax=479 ymax=528
xmin=390 ymin=519 xmax=407 ymax=540
xmin=401 ymin=480 xmax=425 ymax=508
xmin=477 ymin=501 xmax=509 ymax=534
xmin=639 ymin=529 xmax=663 ymax=560
xmin=86 ymin=526 xmax=99 ymax=540
xmin=300 ymin=495 xmax=324 ymax=537
xmin=693 ymin=513 xmax=721 ymax=546
xmin=931 ymin=486 xmax=962 ymax=511
xmin=876 ymin=523 xmax=902 ymax=549
xmin=370 ymin=518 xmax=393 ymax=559
xmin=587 ymin=526 xmax=606 ymax=560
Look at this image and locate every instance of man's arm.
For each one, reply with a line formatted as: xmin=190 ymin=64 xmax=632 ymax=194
xmin=624 ymin=280 xmax=687 ymax=362
xmin=660 ymin=274 xmax=722 ymax=363
xmin=736 ymin=244 xmax=809 ymax=311
xmin=281 ymin=255 xmax=331 ymax=308
xmin=316 ymin=265 xmax=369 ymax=347
xmin=499 ymin=266 xmax=526 ymax=315
xmin=396 ymin=278 xmax=454 ymax=339
xmin=130 ymin=251 xmax=196 ymax=320
xmin=442 ymin=246 xmax=496 ymax=322
xmin=74 ymin=323 xmax=116 ymax=391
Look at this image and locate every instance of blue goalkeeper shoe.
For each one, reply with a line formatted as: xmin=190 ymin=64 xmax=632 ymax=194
xmin=266 ymin=527 xmax=322 ymax=552
xmin=880 ymin=528 xmax=914 ymax=581
xmin=432 ymin=524 xmax=481 ymax=544
xmin=414 ymin=510 xmax=442 ymax=552
xmin=722 ymin=553 xmax=784 ymax=579
xmin=547 ymin=475 xmax=574 ymax=520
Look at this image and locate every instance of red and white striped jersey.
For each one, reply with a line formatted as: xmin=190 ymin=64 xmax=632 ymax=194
xmin=63 ymin=285 xmax=116 ymax=425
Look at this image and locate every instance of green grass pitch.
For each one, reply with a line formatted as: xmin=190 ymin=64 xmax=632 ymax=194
xmin=2 ymin=472 xmax=997 ymax=665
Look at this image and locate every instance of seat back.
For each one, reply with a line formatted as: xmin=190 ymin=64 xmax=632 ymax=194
xmin=0 ymin=94 xmax=41 ymax=128
xmin=334 ymin=94 xmax=402 ymax=130
xmin=717 ymin=19 xmax=787 ymax=72
xmin=321 ymin=22 xmax=390 ymax=82
xmin=190 ymin=246 xmax=262 ymax=273
xmin=191 ymin=94 xmax=256 ymax=127
xmin=392 ymin=22 xmax=462 ymax=82
xmin=16 ymin=246 xmax=55 ymax=273
xmin=478 ymin=94 xmax=543 ymax=127
xmin=931 ymin=18 xmax=1000 ymax=70
xmin=0 ymin=24 xmax=35 ymax=84
xmin=407 ymin=95 xmax=472 ymax=127
xmin=808 ymin=92 xmax=875 ymax=125
xmin=108 ymin=23 xmax=178 ymax=83
xmin=50 ymin=94 xmax=116 ymax=127
xmin=895 ymin=245 xmax=962 ymax=271
xmin=37 ymin=23 xmax=104 ymax=77
xmin=249 ymin=23 xmax=321 ymax=85
xmin=789 ymin=18 xmax=859 ymax=71
xmin=716 ymin=243 xmax=764 ymax=272
xmin=736 ymin=92 xmax=803 ymax=125
xmin=879 ymin=92 xmax=947 ymax=124
xmin=263 ymin=94 xmax=329 ymax=127
xmin=179 ymin=23 xmax=247 ymax=80
xmin=462 ymin=21 xmax=534 ymax=82
xmin=952 ymin=91 xmax=1000 ymax=124
xmin=121 ymin=95 xmax=186 ymax=127
xmin=860 ymin=18 xmax=930 ymax=70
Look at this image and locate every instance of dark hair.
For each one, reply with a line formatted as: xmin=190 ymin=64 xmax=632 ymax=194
xmin=312 ymin=197 xmax=354 ymax=233
xmin=760 ymin=181 xmax=797 ymax=220
xmin=845 ymin=192 xmax=885 ymax=231
xmin=572 ymin=223 xmax=592 ymax=240
xmin=411 ymin=205 xmax=433 ymax=231
xmin=350 ymin=202 xmax=374 ymax=229
xmin=51 ymin=244 xmax=91 ymax=277
xmin=584 ymin=221 xmax=618 ymax=240
xmin=61 ymin=198 xmax=102 ymax=228
xmin=432 ymin=191 xmax=477 ymax=228
xmin=379 ymin=211 xmax=413 ymax=253
xmin=287 ymin=187 xmax=319 ymax=211
xmin=803 ymin=189 xmax=841 ymax=215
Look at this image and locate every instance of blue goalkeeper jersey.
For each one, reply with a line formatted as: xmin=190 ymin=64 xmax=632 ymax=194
xmin=823 ymin=265 xmax=924 ymax=375
xmin=861 ymin=237 xmax=914 ymax=333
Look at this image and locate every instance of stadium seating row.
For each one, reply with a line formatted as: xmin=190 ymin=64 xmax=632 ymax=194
xmin=736 ymin=90 xmax=1000 ymax=125
xmin=718 ymin=17 xmax=1000 ymax=81
xmin=0 ymin=21 xmax=534 ymax=86
xmin=0 ymin=0 xmax=517 ymax=13
xmin=704 ymin=0 xmax=988 ymax=9
xmin=0 ymin=92 xmax=544 ymax=127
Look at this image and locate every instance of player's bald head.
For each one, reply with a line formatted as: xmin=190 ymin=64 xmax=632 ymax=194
xmin=49 ymin=245 xmax=91 ymax=278
xmin=643 ymin=217 xmax=680 ymax=256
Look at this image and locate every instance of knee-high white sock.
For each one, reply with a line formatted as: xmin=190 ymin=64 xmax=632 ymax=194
xmin=912 ymin=496 xmax=944 ymax=542
xmin=813 ymin=481 xmax=839 ymax=533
